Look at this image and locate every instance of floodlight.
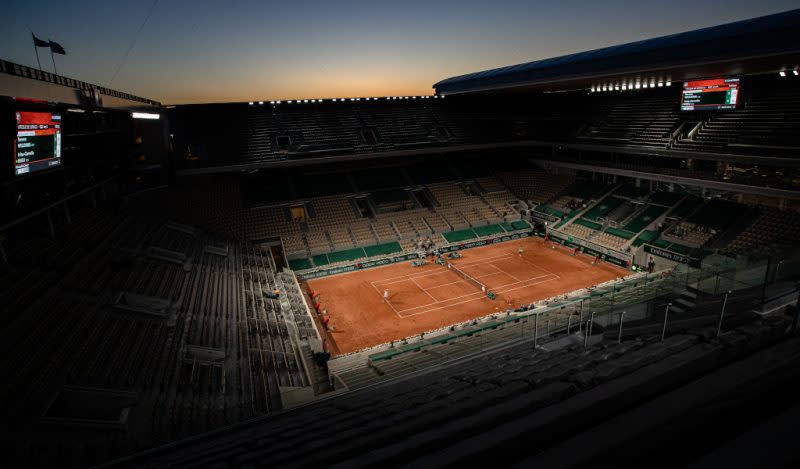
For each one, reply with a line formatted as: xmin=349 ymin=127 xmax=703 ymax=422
xmin=132 ymin=112 xmax=160 ymax=120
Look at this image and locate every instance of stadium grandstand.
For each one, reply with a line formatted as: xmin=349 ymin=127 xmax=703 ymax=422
xmin=1 ymin=7 xmax=800 ymax=469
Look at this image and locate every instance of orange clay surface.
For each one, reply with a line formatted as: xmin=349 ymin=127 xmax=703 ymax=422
xmin=306 ymin=237 xmax=628 ymax=356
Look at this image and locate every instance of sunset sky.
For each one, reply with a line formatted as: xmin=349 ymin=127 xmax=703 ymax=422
xmin=2 ymin=0 xmax=797 ymax=104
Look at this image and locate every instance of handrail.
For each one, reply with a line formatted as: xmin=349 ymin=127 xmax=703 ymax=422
xmin=0 ymin=175 xmax=116 ymax=233
xmin=0 ymin=59 xmax=160 ymax=106
xmin=549 ymin=227 xmax=631 ymax=262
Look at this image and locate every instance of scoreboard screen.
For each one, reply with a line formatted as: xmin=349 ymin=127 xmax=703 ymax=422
xmin=14 ymin=111 xmax=62 ymax=176
xmin=681 ymin=78 xmax=740 ymax=111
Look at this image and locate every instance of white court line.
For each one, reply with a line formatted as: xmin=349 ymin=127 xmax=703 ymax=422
xmin=370 ymin=264 xmax=464 ymax=284
xmin=371 ymin=245 xmax=567 ymax=318
xmin=397 ymin=276 xmax=557 ymax=317
xmin=471 ymin=270 xmax=507 ymax=281
xmin=373 ymin=277 xmax=475 ymax=314
xmin=420 ymin=269 xmax=506 ymax=294
xmin=454 ymin=252 xmax=515 ymax=266
xmin=513 ymin=250 xmax=561 ymax=278
xmin=494 ymin=276 xmax=559 ymax=296
xmin=423 ymin=278 xmax=472 ymax=291
xmin=371 ymin=281 xmax=400 ymax=315
xmin=411 ymin=277 xmax=437 ymax=301
xmin=395 ymin=273 xmax=557 ymax=313
xmin=371 ymin=268 xmax=453 ymax=287
xmin=484 ymin=261 xmax=521 ymax=282
xmin=380 ymin=263 xmax=503 ymax=293
xmin=372 ymin=252 xmax=514 ymax=288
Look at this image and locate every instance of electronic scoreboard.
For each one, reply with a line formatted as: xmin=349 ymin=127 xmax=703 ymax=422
xmin=680 ymin=78 xmax=740 ymax=111
xmin=14 ymin=111 xmax=62 ymax=176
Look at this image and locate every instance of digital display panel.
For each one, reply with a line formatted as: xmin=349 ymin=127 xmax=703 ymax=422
xmin=681 ymin=78 xmax=740 ymax=111
xmin=14 ymin=111 xmax=61 ymax=176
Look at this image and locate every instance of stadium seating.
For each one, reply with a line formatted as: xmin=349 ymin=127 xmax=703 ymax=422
xmin=673 ymin=87 xmax=800 ymax=156
xmin=101 ymin=308 xmax=795 ymax=468
xmin=172 ymin=76 xmax=800 ymax=173
xmin=497 ymin=170 xmax=574 ymax=204
xmin=664 ymin=221 xmax=717 ymax=247
xmin=172 ymin=99 xmax=469 ymax=168
xmin=562 ymin=219 xmax=599 ymax=240
xmin=1 ymin=203 xmax=314 ymax=466
xmin=725 ymin=207 xmax=800 ymax=253
xmin=592 ymin=231 xmax=629 ymax=250
xmin=581 ymin=93 xmax=679 ymax=146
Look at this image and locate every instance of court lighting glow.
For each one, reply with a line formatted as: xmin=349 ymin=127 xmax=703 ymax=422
xmin=635 ymin=82 xmax=641 ymax=89
xmin=258 ymin=101 xmax=263 ymax=105
xmin=621 ymin=84 xmax=627 ymax=90
xmin=248 ymin=101 xmax=254 ymax=105
xmin=132 ymin=112 xmax=160 ymax=120
xmin=657 ymin=82 xmax=664 ymax=87
xmin=794 ymin=70 xmax=799 ymax=76
xmin=779 ymin=71 xmax=786 ymax=77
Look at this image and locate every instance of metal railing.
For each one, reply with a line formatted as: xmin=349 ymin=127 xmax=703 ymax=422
xmin=0 ymin=58 xmax=160 ymax=106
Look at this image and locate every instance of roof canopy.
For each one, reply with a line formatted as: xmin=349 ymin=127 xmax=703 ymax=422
xmin=434 ymin=9 xmax=800 ymax=95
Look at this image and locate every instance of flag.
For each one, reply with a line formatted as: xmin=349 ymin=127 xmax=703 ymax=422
xmin=32 ymin=33 xmax=49 ymax=48
xmin=49 ymin=40 xmax=66 ymax=55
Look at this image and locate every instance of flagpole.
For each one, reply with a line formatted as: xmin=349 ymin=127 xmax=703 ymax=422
xmin=35 ymin=45 xmax=42 ymax=70
xmin=50 ymin=47 xmax=57 ymax=75
xmin=31 ymin=32 xmax=42 ymax=70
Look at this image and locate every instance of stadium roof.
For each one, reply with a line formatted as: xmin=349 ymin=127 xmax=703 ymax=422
xmin=434 ymin=9 xmax=800 ymax=95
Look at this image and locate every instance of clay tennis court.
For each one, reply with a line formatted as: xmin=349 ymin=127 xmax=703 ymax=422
xmin=306 ymin=237 xmax=628 ymax=355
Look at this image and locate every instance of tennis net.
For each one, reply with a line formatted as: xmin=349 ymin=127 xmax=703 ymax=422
xmin=447 ymin=262 xmax=487 ymax=293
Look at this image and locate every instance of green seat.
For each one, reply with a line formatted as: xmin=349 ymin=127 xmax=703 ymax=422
xmin=473 ymin=224 xmax=505 ymax=237
xmin=442 ymin=228 xmax=478 ymax=243
xmin=363 ymin=242 xmax=402 ymax=257
xmin=510 ymin=219 xmax=530 ymax=230
xmin=327 ymin=248 xmax=367 ymax=263
xmin=288 ymin=258 xmax=312 ymax=270
xmin=312 ymin=254 xmax=330 ymax=266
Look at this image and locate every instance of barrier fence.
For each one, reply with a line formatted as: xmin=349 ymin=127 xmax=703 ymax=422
xmin=541 ymin=228 xmax=633 ymax=268
xmin=296 ymin=228 xmax=532 ymax=280
xmin=334 ymin=248 xmax=800 ymax=368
